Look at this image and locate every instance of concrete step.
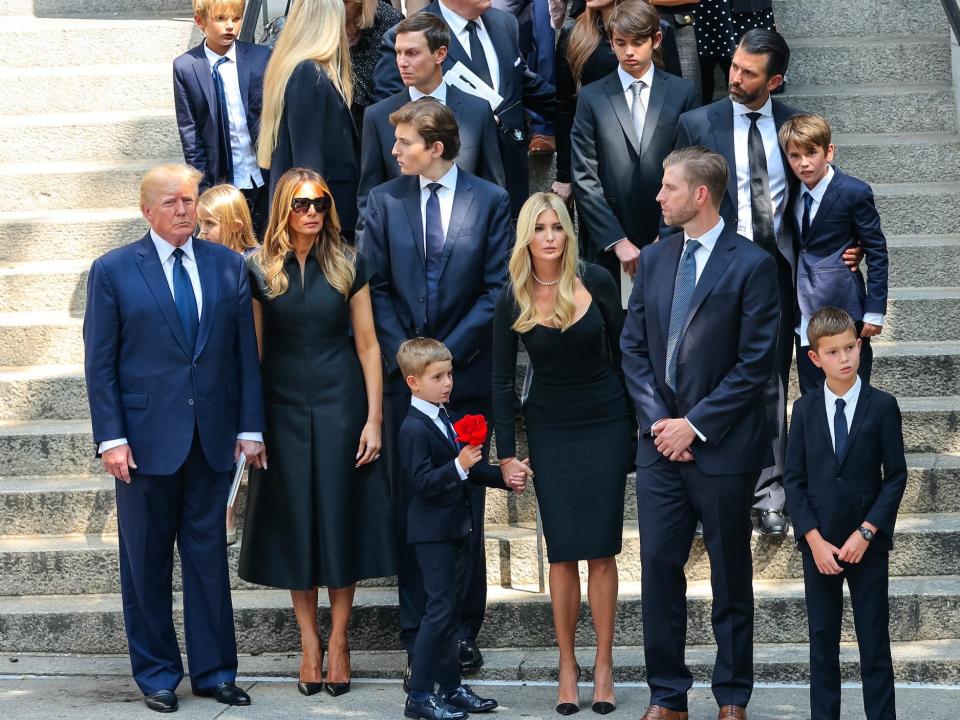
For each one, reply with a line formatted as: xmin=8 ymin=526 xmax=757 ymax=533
xmin=1 ymin=575 xmax=957 ymax=653
xmin=0 ymin=208 xmax=145 ymax=263
xmin=0 ymin=111 xmax=180 ymax=164
xmin=788 ymin=34 xmax=951 ymax=86
xmin=774 ymin=0 xmax=947 ymax=39
xmin=887 ymin=235 xmax=960 ymax=288
xmin=871 ymin=341 xmax=960 ymax=397
xmin=0 ymin=312 xmax=83 ymax=365
xmin=0 ymin=14 xmax=198 ymax=67
xmin=0 ymin=261 xmax=89 ymax=314
xmin=0 ymin=365 xmax=87 ymax=420
xmin=781 ymin=83 xmax=956 ymax=134
xmin=874 ymin=182 xmax=960 ymax=236
xmin=834 ymin=133 xmax=960 ymax=185
xmin=881 ymin=291 xmax=960 ymax=342
xmin=0 ymin=0 xmax=192 ymax=17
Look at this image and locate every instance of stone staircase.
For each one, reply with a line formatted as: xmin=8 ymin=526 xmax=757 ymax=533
xmin=2 ymin=0 xmax=960 ymax=686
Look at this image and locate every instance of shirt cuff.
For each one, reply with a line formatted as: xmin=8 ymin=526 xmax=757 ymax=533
xmin=604 ymin=237 xmax=627 ymax=252
xmin=454 ymin=458 xmax=469 ymax=480
xmin=862 ymin=313 xmax=884 ymax=327
xmin=237 ymin=432 xmax=264 ymax=443
xmin=98 ymin=438 xmax=129 ymax=454
xmin=685 ymin=418 xmax=706 ymax=442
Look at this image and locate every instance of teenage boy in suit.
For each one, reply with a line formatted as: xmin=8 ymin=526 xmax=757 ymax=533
xmin=396 ymin=337 xmax=523 ymax=720
xmin=783 ymin=307 xmax=906 ymax=720
xmin=358 ymin=98 xmax=511 ymax=676
xmin=778 ymin=114 xmax=889 ymax=396
xmin=571 ymin=0 xmax=699 ymax=295
xmin=173 ymin=0 xmax=271 ymax=234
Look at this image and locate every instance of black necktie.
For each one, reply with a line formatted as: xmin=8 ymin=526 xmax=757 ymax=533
xmin=172 ymin=248 xmax=199 ymax=350
xmin=424 ymin=183 xmax=444 ymax=333
xmin=834 ymin=398 xmax=848 ymax=459
xmin=746 ymin=112 xmax=776 ymax=255
xmin=801 ymin=191 xmax=813 ymax=243
xmin=465 ymin=20 xmax=493 ymax=88
xmin=212 ymin=56 xmax=235 ymax=184
xmin=440 ymin=407 xmax=458 ymax=448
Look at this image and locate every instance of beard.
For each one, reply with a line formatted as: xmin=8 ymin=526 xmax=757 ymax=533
xmin=663 ymin=195 xmax=700 ymax=228
xmin=728 ymin=83 xmax=766 ymax=106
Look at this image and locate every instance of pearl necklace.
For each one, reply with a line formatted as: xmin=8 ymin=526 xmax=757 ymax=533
xmin=532 ymin=272 xmax=560 ymax=286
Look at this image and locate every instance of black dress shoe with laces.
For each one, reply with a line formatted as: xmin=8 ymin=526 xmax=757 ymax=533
xmin=143 ymin=690 xmax=178 ymax=713
xmin=192 ymin=681 xmax=251 ymax=706
xmin=440 ymin=684 xmax=498 ymax=713
xmin=404 ymin=694 xmax=468 ymax=720
xmin=458 ymin=639 xmax=484 ymax=672
xmin=403 ymin=661 xmax=413 ymax=694
xmin=758 ymin=509 xmax=788 ymax=536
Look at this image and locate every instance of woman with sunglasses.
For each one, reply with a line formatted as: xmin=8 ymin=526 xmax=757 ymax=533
xmin=238 ymin=167 xmax=396 ymax=698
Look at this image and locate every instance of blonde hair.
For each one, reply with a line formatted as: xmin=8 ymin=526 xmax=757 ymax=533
xmin=257 ymin=0 xmax=353 ymax=168
xmin=778 ymin=113 xmax=833 ymax=153
xmin=253 ymin=167 xmax=355 ymax=299
xmin=397 ymin=337 xmax=453 ymax=378
xmin=509 ymin=193 xmax=580 ymax=334
xmin=139 ymin=164 xmax=202 ymax=207
xmin=807 ymin=307 xmax=856 ymax=352
xmin=353 ymin=0 xmax=379 ymax=30
xmin=193 ymin=0 xmax=244 ymax=20
xmin=198 ymin=184 xmax=259 ymax=253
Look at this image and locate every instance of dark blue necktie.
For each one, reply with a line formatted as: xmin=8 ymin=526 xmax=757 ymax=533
xmin=834 ymin=398 xmax=848 ymax=459
xmin=212 ymin=56 xmax=235 ymax=184
xmin=801 ymin=191 xmax=814 ymax=243
xmin=440 ymin=406 xmax=458 ymax=449
xmin=424 ymin=182 xmax=444 ymax=334
xmin=172 ymin=248 xmax=199 ymax=351
xmin=666 ymin=239 xmax=701 ymax=391
xmin=465 ymin=20 xmax=493 ymax=88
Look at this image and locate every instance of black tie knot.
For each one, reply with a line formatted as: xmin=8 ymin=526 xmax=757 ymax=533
xmin=427 ymin=182 xmax=442 ymax=195
xmin=746 ymin=111 xmax=762 ymax=124
xmin=466 ymin=20 xmax=478 ymax=31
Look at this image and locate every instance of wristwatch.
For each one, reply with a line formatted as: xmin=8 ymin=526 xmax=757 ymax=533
xmin=858 ymin=526 xmax=875 ymax=542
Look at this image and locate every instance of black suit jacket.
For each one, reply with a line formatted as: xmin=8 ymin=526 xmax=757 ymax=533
xmin=357 ymin=84 xmax=506 ymax=229
xmin=784 ymin=382 xmax=906 ymax=553
xmin=173 ymin=41 xmax=271 ymax=192
xmin=400 ymin=406 xmax=506 ymax=544
xmin=571 ymin=67 xmax=699 ymax=253
xmin=357 ymin=169 xmax=511 ymax=400
xmin=620 ymin=223 xmax=781 ymax=475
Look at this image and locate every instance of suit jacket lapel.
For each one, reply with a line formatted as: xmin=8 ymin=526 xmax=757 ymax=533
xmin=807 ymin=167 xmax=844 ymax=240
xmin=190 ymin=49 xmax=217 ymax=123
xmin=710 ymin=99 xmax=738 ymax=212
xmin=193 ymin=241 xmax=219 ymax=359
xmin=680 ymin=227 xmax=734 ymax=340
xmin=429 ymin=3 xmax=470 ymax=67
xmin=412 ymin=407 xmax=457 ymax=451
xmin=606 ymin=73 xmax=641 ymax=156
xmin=403 ymin=176 xmax=427 ymax=268
xmin=838 ymin=383 xmax=871 ymax=467
xmin=235 ymin=42 xmax=251 ymax=114
xmin=812 ymin=387 xmax=835 ymax=457
xmin=135 ymin=234 xmax=192 ymax=357
xmin=657 ymin=235 xmax=684 ymax=342
xmin=640 ymin=69 xmax=666 ymax=157
xmin=439 ymin=174 xmax=473 ymax=277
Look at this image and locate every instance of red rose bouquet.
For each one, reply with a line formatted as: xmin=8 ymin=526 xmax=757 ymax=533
xmin=453 ymin=414 xmax=488 ymax=446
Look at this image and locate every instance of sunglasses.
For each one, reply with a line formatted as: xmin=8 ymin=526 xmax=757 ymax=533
xmin=291 ymin=196 xmax=331 ymax=214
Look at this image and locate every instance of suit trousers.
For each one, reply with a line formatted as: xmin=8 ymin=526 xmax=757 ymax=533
xmin=409 ymin=538 xmax=469 ymax=693
xmin=114 ymin=428 xmax=237 ymax=695
xmin=636 ymin=456 xmax=756 ymax=711
xmin=801 ymin=551 xmax=895 ymax=720
xmin=796 ymin=330 xmax=874 ymax=397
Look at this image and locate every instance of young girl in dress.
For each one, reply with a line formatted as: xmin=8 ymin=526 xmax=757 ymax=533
xmin=197 ymin=183 xmax=260 ymax=546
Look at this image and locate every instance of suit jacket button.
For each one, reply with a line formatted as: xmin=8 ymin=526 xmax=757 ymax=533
xmin=188 ymin=398 xmax=195 ymax=406
xmin=417 ymin=296 xmax=425 ymax=303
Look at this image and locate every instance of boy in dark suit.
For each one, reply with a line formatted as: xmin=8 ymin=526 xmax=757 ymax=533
xmin=778 ymin=114 xmax=889 ymax=396
xmin=784 ymin=307 xmax=907 ymax=720
xmin=396 ymin=337 xmax=522 ymax=720
xmin=173 ymin=0 xmax=271 ymax=233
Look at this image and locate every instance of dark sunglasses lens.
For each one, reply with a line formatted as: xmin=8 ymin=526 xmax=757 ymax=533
xmin=291 ymin=197 xmax=330 ymax=214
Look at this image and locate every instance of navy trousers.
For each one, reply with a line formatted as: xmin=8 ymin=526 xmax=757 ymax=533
xmin=115 ymin=430 xmax=237 ymax=694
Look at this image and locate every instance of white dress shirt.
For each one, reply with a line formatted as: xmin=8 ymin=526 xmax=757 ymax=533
xmin=618 ymin=63 xmax=654 ymax=137
xmin=793 ymin=166 xmax=884 ymax=345
xmin=732 ymin=97 xmax=787 ymax=243
xmin=203 ymin=41 xmax=263 ymax=189
xmin=409 ymin=80 xmax=449 ymax=104
xmin=824 ymin=376 xmax=861 ymax=452
xmin=410 ymin=395 xmax=469 ymax=479
xmin=420 ymin=163 xmax=458 ymax=250
xmin=438 ymin=0 xmax=501 ymax=93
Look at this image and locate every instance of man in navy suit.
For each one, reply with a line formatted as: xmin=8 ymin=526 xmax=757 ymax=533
xmin=358 ymin=12 xmax=505 ymax=228
xmin=620 ymin=147 xmax=780 ymax=720
xmin=84 ymin=164 xmax=265 ymax=714
xmin=173 ymin=2 xmax=271 ymax=232
xmin=357 ymin=99 xmax=511 ymax=675
xmin=372 ymin=0 xmax=555 ymax=216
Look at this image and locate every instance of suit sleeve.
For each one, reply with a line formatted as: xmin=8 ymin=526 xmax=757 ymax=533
xmin=477 ymin=106 xmax=507 ymax=188
xmin=235 ymin=257 xmax=265 ymax=433
xmin=357 ymin=110 xmax=388 ymax=235
xmin=469 ymin=461 xmax=509 ymax=490
xmin=852 ymin=183 xmax=889 ymax=317
xmin=372 ymin=26 xmax=404 ymax=101
xmin=402 ymin=426 xmax=464 ymax=498
xmin=620 ymin=249 xmax=672 ymax=434
xmin=83 ymin=258 xmax=126 ymax=444
xmin=509 ymin=13 xmax=555 ymax=119
xmin=587 ymin=264 xmax=626 ymax=374
xmin=783 ymin=400 xmax=818 ymax=540
xmin=173 ymin=63 xmax=209 ymax=185
xmin=491 ymin=288 xmax=519 ymax=460
xmin=685 ymin=253 xmax=780 ymax=442
xmin=864 ymin=396 xmax=907 ymax=538
xmin=554 ymin=26 xmax=576 ymax=184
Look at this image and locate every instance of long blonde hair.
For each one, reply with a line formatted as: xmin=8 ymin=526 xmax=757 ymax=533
xmin=509 ymin=193 xmax=580 ymax=334
xmin=253 ymin=167 xmax=356 ymax=299
xmin=257 ymin=0 xmax=353 ymax=168
xmin=198 ymin=184 xmax=259 ymax=253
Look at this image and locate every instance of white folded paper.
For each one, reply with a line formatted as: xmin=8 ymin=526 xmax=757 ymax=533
xmin=227 ymin=456 xmax=246 ymax=508
xmin=620 ymin=266 xmax=633 ymax=309
xmin=444 ymin=61 xmax=503 ymax=112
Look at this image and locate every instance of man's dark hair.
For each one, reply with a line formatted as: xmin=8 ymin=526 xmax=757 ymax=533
xmin=395 ymin=12 xmax=451 ymax=54
xmin=738 ymin=28 xmax=790 ymax=79
xmin=389 ymin=98 xmax=461 ymax=160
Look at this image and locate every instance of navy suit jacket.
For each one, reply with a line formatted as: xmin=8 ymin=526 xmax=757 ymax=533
xmin=173 ymin=41 xmax=271 ymax=191
xmin=357 ymin=84 xmax=506 ymax=230
xmin=674 ymin=97 xmax=803 ymax=276
xmin=357 ymin=170 xmax=511 ymax=400
xmin=620 ymin=223 xmax=781 ymax=475
xmin=400 ymin=406 xmax=506 ymax=544
xmin=84 ymin=233 xmax=265 ymax=476
xmin=791 ymin=167 xmax=889 ymax=323
xmin=784 ymin=382 xmax=906 ymax=553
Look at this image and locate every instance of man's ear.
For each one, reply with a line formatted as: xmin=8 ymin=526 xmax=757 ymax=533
xmin=436 ymin=45 xmax=448 ymax=63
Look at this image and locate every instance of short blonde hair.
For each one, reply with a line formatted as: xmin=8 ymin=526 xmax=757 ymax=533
xmin=807 ymin=306 xmax=856 ymax=352
xmin=139 ymin=164 xmax=202 ymax=207
xmin=193 ymin=0 xmax=245 ymax=20
xmin=397 ymin=337 xmax=452 ymax=379
xmin=198 ymin=184 xmax=258 ymax=253
xmin=778 ymin=113 xmax=833 ymax=153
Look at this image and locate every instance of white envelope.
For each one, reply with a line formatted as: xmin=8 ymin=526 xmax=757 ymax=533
xmin=444 ymin=61 xmax=503 ymax=112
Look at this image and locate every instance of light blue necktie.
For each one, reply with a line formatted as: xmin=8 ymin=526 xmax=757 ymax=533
xmin=172 ymin=248 xmax=199 ymax=351
xmin=424 ymin=183 xmax=444 ymax=333
xmin=666 ymin=239 xmax=701 ymax=391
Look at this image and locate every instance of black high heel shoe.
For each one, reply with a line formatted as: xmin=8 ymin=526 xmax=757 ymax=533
xmin=325 ymin=643 xmax=351 ymax=696
xmin=297 ymin=642 xmax=324 ymax=696
xmin=556 ymin=664 xmax=582 ymax=716
xmin=590 ymin=665 xmax=616 ymax=714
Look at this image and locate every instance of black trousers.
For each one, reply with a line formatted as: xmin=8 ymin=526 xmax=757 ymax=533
xmin=636 ymin=456 xmax=756 ymax=711
xmin=802 ymin=551 xmax=895 ymax=720
xmin=796 ymin=328 xmax=874 ymax=397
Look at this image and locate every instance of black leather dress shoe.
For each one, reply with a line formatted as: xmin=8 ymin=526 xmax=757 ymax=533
xmin=458 ymin=639 xmax=484 ymax=672
xmin=403 ymin=662 xmax=413 ymax=694
xmin=144 ymin=690 xmax=178 ymax=713
xmin=758 ymin=509 xmax=788 ymax=536
xmin=404 ymin=694 xmax=468 ymax=720
xmin=192 ymin=681 xmax=251 ymax=706
xmin=440 ymin=684 xmax=498 ymax=713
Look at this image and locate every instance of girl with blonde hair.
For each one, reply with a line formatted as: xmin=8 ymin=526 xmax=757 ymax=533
xmin=492 ymin=193 xmax=634 ymax=715
xmin=238 ymin=168 xmax=396 ymax=698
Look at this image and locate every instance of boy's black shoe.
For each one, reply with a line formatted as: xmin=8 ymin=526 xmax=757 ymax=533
xmin=758 ymin=509 xmax=788 ymax=536
xmin=458 ymin=639 xmax=484 ymax=672
xmin=440 ymin=684 xmax=498 ymax=712
xmin=404 ymin=694 xmax=468 ymax=720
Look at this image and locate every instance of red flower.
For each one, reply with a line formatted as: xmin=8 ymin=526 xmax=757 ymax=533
xmin=453 ymin=414 xmax=488 ymax=446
